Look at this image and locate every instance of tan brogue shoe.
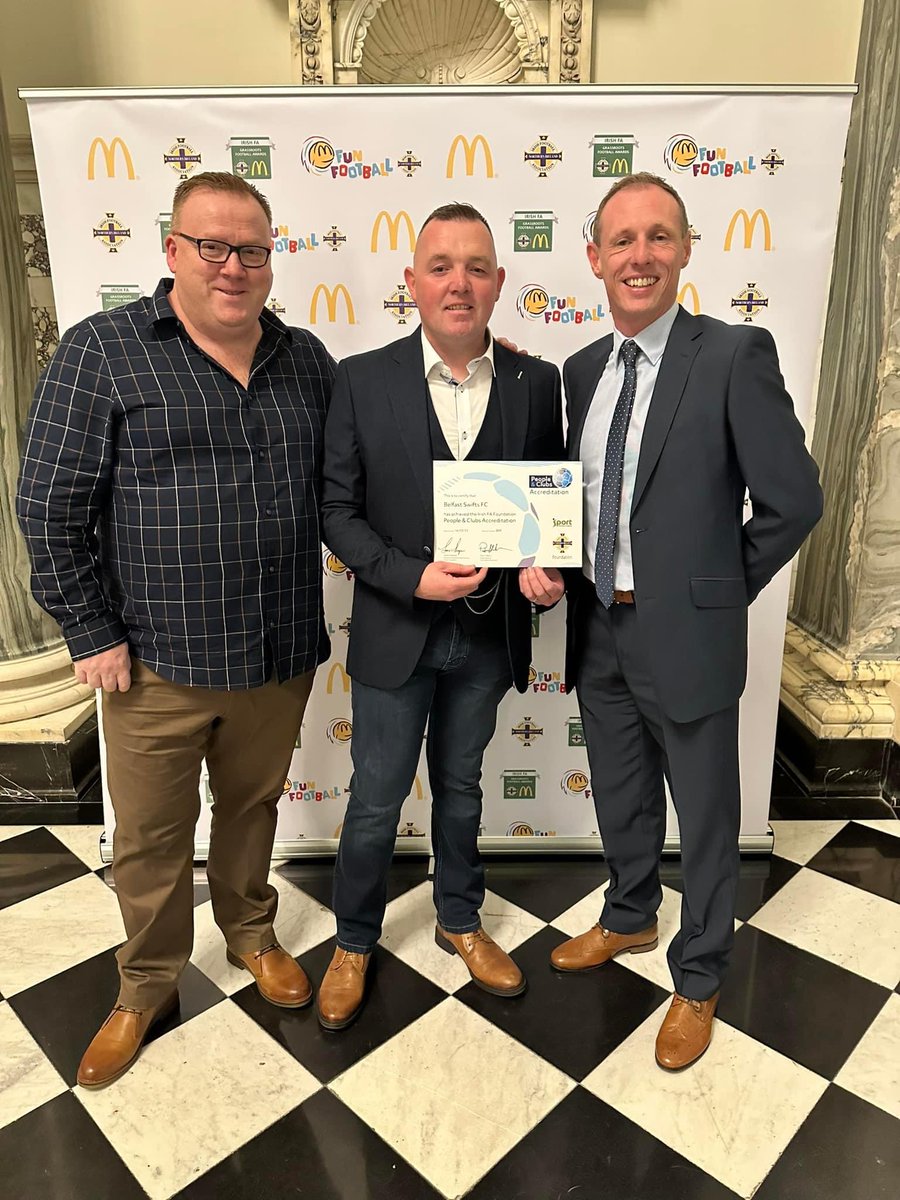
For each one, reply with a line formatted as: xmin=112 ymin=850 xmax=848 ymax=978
xmin=435 ymin=926 xmax=526 ymax=996
xmin=655 ymin=992 xmax=719 ymax=1070
xmin=316 ymin=948 xmax=371 ymax=1030
xmin=76 ymin=992 xmax=178 ymax=1089
xmin=550 ymin=923 xmax=658 ymax=972
xmin=226 ymin=942 xmax=312 ymax=1009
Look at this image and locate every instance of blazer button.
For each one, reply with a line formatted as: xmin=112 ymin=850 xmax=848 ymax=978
xmin=424 ymin=545 xmax=433 ymax=556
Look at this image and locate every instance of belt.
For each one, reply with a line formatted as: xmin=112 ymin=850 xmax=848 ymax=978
xmin=613 ymin=590 xmax=635 ymax=605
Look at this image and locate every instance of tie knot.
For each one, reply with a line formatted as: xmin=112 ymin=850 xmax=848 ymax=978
xmin=620 ymin=339 xmax=638 ymax=366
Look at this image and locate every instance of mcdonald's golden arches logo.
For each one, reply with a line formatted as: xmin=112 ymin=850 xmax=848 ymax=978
xmin=87 ymin=137 xmax=135 ymax=180
xmin=677 ymin=282 xmax=701 ymax=315
xmin=327 ymin=717 xmax=353 ymax=744
xmin=371 ymin=210 xmax=416 ymax=253
xmin=446 ymin=134 xmax=495 ymax=179
xmin=309 ymin=283 xmax=356 ymax=325
xmin=326 ymin=663 xmax=350 ymax=694
xmin=561 ymin=770 xmax=590 ymax=796
xmin=724 ymin=209 xmax=772 ymax=251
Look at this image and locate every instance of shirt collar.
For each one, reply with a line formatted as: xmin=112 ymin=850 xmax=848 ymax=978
xmin=421 ymin=327 xmax=496 ymax=382
xmin=612 ymin=302 xmax=678 ymax=367
xmin=146 ymin=277 xmax=292 ymax=346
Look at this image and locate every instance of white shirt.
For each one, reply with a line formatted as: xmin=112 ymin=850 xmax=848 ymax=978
xmin=422 ymin=331 xmax=495 ymax=460
xmin=581 ymin=303 xmax=679 ymax=590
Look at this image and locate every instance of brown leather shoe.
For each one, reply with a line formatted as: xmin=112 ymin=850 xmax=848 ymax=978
xmin=316 ymin=947 xmax=371 ymax=1030
xmin=226 ymin=942 xmax=312 ymax=1008
xmin=550 ymin=922 xmax=658 ymax=972
xmin=76 ymin=992 xmax=179 ymax=1089
xmin=655 ymin=992 xmax=719 ymax=1070
xmin=435 ymin=926 xmax=526 ymax=996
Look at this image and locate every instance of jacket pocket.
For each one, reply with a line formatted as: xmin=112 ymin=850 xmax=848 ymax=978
xmin=690 ymin=577 xmax=747 ymax=608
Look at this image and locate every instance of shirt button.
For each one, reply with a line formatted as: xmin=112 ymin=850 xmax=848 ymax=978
xmin=258 ymin=449 xmax=266 ymax=460
xmin=265 ymin=506 xmax=274 ymax=516
xmin=268 ymin=565 xmax=276 ymax=574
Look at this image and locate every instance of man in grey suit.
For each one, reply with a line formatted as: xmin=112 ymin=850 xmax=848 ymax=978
xmin=537 ymin=172 xmax=822 ymax=1069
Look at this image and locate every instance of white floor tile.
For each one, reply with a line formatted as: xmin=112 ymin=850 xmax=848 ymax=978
xmin=835 ymin=992 xmax=900 ymax=1121
xmin=46 ymin=825 xmax=105 ymax=870
xmin=749 ymin=867 xmax=900 ymax=989
xmin=769 ymin=820 xmax=847 ymax=864
xmin=189 ymin=869 xmax=334 ymax=994
xmin=0 ymin=1003 xmax=67 ymax=1130
xmin=0 ymin=873 xmax=123 ymax=997
xmin=331 ymin=997 xmax=573 ymax=1197
xmin=583 ymin=1008 xmax=828 ymax=1198
xmin=77 ymin=1000 xmax=320 ymax=1200
xmin=549 ymin=883 xmax=608 ymax=938
xmin=380 ymin=883 xmax=545 ymax=993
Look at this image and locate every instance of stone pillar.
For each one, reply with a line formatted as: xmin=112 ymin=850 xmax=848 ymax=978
xmin=0 ymin=82 xmax=98 ymax=818
xmin=781 ymin=0 xmax=899 ymax=803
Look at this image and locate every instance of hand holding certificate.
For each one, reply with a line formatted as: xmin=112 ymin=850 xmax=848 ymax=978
xmin=433 ymin=461 xmax=583 ymax=568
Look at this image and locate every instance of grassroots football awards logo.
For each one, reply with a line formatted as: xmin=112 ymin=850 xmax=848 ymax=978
xmin=724 ymin=209 xmax=773 ymax=251
xmin=301 ymin=136 xmax=394 ymax=179
xmin=516 ymin=284 xmax=604 ymax=326
xmin=309 ymin=283 xmax=356 ymax=325
xmin=163 ymin=138 xmax=202 ymax=180
xmin=92 ymin=213 xmax=131 ymax=253
xmin=98 ymin=284 xmax=141 ymax=311
xmin=566 ymin=716 xmax=584 ymax=747
xmin=156 ymin=212 xmax=172 ymax=251
xmin=590 ymin=134 xmax=637 ymax=178
xmin=524 ymin=135 xmax=563 ymax=178
xmin=663 ymin=134 xmax=756 ymax=178
xmin=732 ymin=283 xmax=769 ymax=322
xmin=371 ymin=210 xmax=416 ymax=253
xmin=87 ymin=136 xmax=135 ymax=180
xmin=384 ymin=284 xmax=417 ymax=324
xmin=512 ymin=211 xmax=556 ymax=253
xmin=228 ymin=136 xmax=274 ymax=178
xmin=502 ymin=770 xmax=538 ymax=800
xmin=446 ymin=133 xmax=494 ymax=178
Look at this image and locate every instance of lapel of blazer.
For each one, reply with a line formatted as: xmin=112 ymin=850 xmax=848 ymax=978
xmin=494 ymin=342 xmax=529 ymax=459
xmin=631 ymin=306 xmax=702 ymax=513
xmin=388 ymin=329 xmax=433 ymax=519
xmin=570 ymin=335 xmax=613 ymax=457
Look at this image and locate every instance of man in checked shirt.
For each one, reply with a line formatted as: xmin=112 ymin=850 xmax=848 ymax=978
xmin=17 ymin=172 xmax=334 ymax=1088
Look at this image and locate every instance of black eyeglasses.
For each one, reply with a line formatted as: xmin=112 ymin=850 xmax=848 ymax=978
xmin=174 ymin=233 xmax=271 ymax=269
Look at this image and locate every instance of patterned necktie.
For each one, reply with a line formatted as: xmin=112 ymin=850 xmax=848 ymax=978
xmin=594 ymin=339 xmax=639 ymax=607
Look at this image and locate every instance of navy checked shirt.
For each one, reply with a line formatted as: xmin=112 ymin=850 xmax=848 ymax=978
xmin=17 ymin=279 xmax=336 ymax=689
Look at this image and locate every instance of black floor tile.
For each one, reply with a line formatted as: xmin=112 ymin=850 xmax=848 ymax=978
xmin=96 ymin=864 xmax=211 ymax=907
xmin=233 ymin=940 xmax=445 ymax=1083
xmin=806 ymin=822 xmax=900 ymax=904
xmin=754 ymin=1084 xmax=900 ymax=1200
xmin=275 ymin=856 xmax=429 ymax=911
xmin=0 ymin=1091 xmax=145 ymax=1199
xmin=468 ymin=1087 xmax=739 ymax=1200
xmin=732 ymin=854 xmax=801 ymax=921
xmin=0 ymin=827 xmax=90 ymax=910
xmin=483 ymin=856 xmax=609 ymax=921
xmin=456 ymin=926 xmax=669 ymax=1080
xmin=768 ymin=790 xmax=897 ymax=821
xmin=176 ymin=1085 xmax=442 ymax=1199
xmin=10 ymin=945 xmax=225 ymax=1086
xmin=719 ymin=924 xmax=890 ymax=1079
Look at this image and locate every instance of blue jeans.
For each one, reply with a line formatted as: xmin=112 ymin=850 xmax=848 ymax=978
xmin=334 ymin=610 xmax=513 ymax=952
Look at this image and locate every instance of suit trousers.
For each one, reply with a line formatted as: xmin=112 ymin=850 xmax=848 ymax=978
xmin=576 ymin=591 xmax=740 ymax=1000
xmin=102 ymin=659 xmax=315 ymax=1008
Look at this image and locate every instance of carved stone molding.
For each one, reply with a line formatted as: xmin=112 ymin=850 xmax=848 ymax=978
xmin=289 ymin=0 xmax=335 ymax=85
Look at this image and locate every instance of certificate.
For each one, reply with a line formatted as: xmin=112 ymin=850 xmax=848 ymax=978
xmin=433 ymin=460 xmax=583 ymax=568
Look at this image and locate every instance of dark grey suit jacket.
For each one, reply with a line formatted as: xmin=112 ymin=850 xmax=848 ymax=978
xmin=322 ymin=329 xmax=563 ymax=692
xmin=564 ymin=306 xmax=823 ymax=723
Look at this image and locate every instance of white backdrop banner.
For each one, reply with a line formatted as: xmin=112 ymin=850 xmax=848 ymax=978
xmin=22 ymin=85 xmax=852 ymax=854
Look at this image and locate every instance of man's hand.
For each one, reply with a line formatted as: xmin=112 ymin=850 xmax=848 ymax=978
xmin=74 ymin=644 xmax=132 ymax=692
xmin=519 ymin=566 xmax=565 ymax=607
xmin=494 ymin=336 xmax=529 ymax=356
xmin=415 ymin=562 xmax=488 ymax=601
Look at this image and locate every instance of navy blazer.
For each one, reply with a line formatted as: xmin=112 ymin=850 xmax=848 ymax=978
xmin=322 ymin=329 xmax=564 ymax=691
xmin=564 ymin=306 xmax=823 ymax=722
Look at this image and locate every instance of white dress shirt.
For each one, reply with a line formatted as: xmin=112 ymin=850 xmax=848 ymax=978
xmin=422 ymin=332 xmax=495 ymax=460
xmin=581 ymin=303 xmax=679 ymax=591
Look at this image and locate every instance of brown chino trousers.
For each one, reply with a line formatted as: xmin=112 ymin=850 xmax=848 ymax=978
xmin=102 ymin=659 xmax=315 ymax=1009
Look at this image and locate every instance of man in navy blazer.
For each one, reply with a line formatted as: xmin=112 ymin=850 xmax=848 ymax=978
xmin=319 ymin=203 xmax=564 ymax=1029
xmin=537 ymin=173 xmax=822 ymax=1069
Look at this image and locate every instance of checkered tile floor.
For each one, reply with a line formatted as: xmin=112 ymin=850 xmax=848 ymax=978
xmin=1 ymin=816 xmax=899 ymax=1199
